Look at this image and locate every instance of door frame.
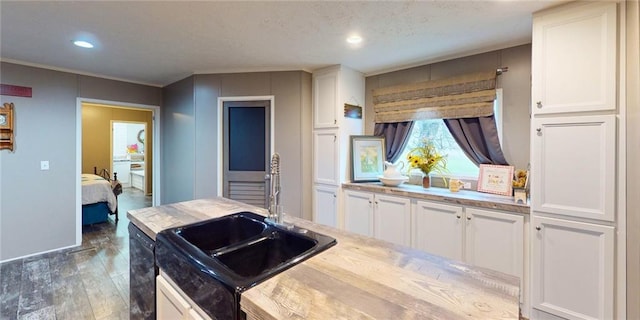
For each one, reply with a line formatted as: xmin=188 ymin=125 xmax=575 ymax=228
xmin=75 ymin=97 xmax=161 ymax=245
xmin=217 ymin=96 xmax=275 ymax=197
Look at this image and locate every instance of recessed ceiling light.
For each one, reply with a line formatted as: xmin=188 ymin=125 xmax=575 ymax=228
xmin=346 ymin=35 xmax=363 ymax=44
xmin=73 ymin=40 xmax=94 ymax=48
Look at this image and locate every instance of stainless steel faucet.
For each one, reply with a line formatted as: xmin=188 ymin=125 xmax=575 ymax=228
xmin=268 ymin=152 xmax=281 ymax=223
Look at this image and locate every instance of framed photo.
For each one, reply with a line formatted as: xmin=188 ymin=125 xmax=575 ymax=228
xmin=351 ymin=135 xmax=386 ymax=182
xmin=477 ymin=164 xmax=514 ymax=196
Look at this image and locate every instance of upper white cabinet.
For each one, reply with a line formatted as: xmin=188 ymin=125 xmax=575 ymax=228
xmin=532 ymin=2 xmax=617 ymax=114
xmin=531 ymin=114 xmax=616 ymax=222
xmin=343 ymin=190 xmax=411 ymax=246
xmin=531 ymin=215 xmax=614 ymax=320
xmin=313 ymin=71 xmax=339 ymax=128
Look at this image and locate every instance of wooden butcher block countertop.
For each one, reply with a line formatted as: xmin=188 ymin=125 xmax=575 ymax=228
xmin=128 ymin=197 xmax=520 ymax=320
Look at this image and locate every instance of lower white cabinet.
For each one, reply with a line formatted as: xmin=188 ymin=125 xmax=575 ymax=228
xmin=531 ymin=215 xmax=614 ymax=320
xmin=313 ymin=185 xmax=338 ymax=227
xmin=413 ymin=200 xmax=524 ymax=280
xmin=413 ymin=201 xmax=464 ymax=260
xmin=343 ymin=190 xmax=411 ymax=246
xmin=157 ymin=273 xmax=212 ymax=320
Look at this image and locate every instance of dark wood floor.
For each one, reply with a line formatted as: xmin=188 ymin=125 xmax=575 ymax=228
xmin=0 ymin=188 xmax=152 ymax=320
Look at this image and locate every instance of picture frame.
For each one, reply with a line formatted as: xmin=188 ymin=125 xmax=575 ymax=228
xmin=350 ymin=135 xmax=386 ymax=182
xmin=477 ymin=164 xmax=514 ymax=196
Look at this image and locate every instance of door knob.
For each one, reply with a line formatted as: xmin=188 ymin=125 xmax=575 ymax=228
xmin=536 ymin=101 xmax=542 ymax=108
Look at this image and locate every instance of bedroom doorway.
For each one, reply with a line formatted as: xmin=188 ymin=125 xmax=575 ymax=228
xmin=76 ymin=98 xmax=160 ymax=245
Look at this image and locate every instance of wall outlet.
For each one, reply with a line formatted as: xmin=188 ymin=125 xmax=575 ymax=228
xmin=40 ymin=161 xmax=49 ymax=170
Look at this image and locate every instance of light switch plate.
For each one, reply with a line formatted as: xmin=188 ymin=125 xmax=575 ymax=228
xmin=40 ymin=161 xmax=49 ymax=170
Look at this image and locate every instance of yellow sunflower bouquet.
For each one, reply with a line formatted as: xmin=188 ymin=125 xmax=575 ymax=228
xmin=406 ymin=138 xmax=448 ymax=176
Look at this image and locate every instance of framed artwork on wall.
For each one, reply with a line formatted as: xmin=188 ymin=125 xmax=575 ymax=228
xmin=350 ymin=135 xmax=386 ymax=182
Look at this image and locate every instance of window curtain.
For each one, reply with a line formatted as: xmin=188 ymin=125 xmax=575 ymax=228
xmin=371 ymin=70 xmax=509 ymax=166
xmin=374 ymin=121 xmax=414 ymax=163
xmin=444 ymin=116 xmax=509 ymax=166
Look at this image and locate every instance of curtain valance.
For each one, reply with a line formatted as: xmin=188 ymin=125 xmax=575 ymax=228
xmin=373 ymin=70 xmax=497 ymax=123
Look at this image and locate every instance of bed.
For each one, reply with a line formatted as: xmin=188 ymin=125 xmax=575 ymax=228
xmin=81 ymin=169 xmax=121 ymax=225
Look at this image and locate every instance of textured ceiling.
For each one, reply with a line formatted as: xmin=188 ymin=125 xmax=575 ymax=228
xmin=0 ymin=1 xmax=566 ymax=87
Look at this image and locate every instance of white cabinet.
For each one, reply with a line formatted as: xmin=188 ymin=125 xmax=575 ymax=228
xmin=413 ymin=201 xmax=524 ymax=279
xmin=532 ymin=2 xmax=617 ymax=114
xmin=464 ymin=208 xmax=524 ymax=279
xmin=313 ymin=185 xmax=338 ymax=228
xmin=113 ymin=160 xmax=131 ymax=185
xmin=157 ymin=274 xmax=212 ymax=320
xmin=530 ymin=2 xmax=621 ymax=318
xmin=313 ymin=71 xmax=339 ymax=128
xmin=531 ymin=216 xmax=614 ymax=320
xmin=413 ymin=201 xmax=464 ymax=261
xmin=343 ymin=190 xmax=411 ymax=246
xmin=531 ymin=115 xmax=616 ymax=222
xmin=313 ymin=130 xmax=338 ymax=185
xmin=312 ymin=65 xmax=365 ymax=225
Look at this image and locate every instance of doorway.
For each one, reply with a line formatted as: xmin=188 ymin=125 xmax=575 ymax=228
xmin=76 ymin=98 xmax=160 ymax=245
xmin=221 ymin=98 xmax=273 ymax=208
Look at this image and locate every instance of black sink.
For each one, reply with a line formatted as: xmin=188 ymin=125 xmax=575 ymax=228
xmin=176 ymin=213 xmax=266 ymax=252
xmin=216 ymin=229 xmax=316 ymax=278
xmin=155 ymin=211 xmax=336 ymax=320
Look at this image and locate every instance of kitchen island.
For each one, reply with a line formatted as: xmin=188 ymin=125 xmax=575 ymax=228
xmin=128 ymin=197 xmax=520 ymax=320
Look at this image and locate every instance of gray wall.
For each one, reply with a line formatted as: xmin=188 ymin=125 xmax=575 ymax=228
xmin=162 ymin=76 xmax=195 ymax=204
xmin=0 ymin=62 xmax=161 ymax=261
xmin=162 ymin=71 xmax=312 ymax=219
xmin=364 ymin=44 xmax=532 ymax=170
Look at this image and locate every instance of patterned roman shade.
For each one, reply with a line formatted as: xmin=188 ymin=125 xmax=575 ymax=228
xmin=372 ymin=70 xmax=497 ymax=123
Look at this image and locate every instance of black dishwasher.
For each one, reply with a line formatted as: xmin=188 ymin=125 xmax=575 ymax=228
xmin=129 ymin=223 xmax=158 ymax=320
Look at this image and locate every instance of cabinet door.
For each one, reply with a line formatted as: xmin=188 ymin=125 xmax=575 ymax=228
xmin=313 ymin=185 xmax=338 ymax=227
xmin=157 ymin=275 xmax=190 ymax=320
xmin=313 ymin=130 xmax=338 ymax=185
xmin=465 ymin=208 xmax=523 ymax=279
xmin=343 ymin=190 xmax=373 ymax=237
xmin=531 ymin=115 xmax=615 ymax=221
xmin=313 ymin=71 xmax=339 ymax=128
xmin=413 ymin=201 xmax=464 ymax=261
xmin=532 ymin=2 xmax=617 ymax=114
xmin=531 ymin=216 xmax=614 ymax=320
xmin=374 ymin=194 xmax=411 ymax=246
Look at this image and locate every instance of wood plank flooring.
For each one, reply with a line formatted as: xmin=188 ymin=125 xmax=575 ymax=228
xmin=0 ymin=188 xmax=151 ymax=320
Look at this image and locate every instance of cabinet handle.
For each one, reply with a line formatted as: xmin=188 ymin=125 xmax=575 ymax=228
xmin=334 ymin=119 xmax=337 ymax=124
xmin=368 ymin=200 xmax=372 ymax=204
xmin=535 ymin=226 xmax=541 ymax=231
xmin=467 ymin=216 xmax=471 ymax=221
xmin=333 ymin=136 xmax=336 ymax=142
xmin=536 ymin=128 xmax=541 ymax=133
xmin=333 ymin=194 xmax=336 ymax=198
xmin=536 ymin=101 xmax=542 ymax=108
xmin=456 ymin=215 xmax=461 ymax=219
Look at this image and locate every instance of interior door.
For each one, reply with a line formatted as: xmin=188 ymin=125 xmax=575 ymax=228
xmin=223 ymin=100 xmax=271 ymax=208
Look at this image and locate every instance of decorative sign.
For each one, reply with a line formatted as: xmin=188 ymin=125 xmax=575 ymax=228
xmin=344 ymin=103 xmax=362 ymax=119
xmin=1 ymin=84 xmax=32 ymax=98
xmin=477 ymin=164 xmax=514 ymax=196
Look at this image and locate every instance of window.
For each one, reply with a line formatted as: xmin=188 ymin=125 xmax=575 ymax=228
xmin=397 ymin=89 xmax=503 ymax=179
